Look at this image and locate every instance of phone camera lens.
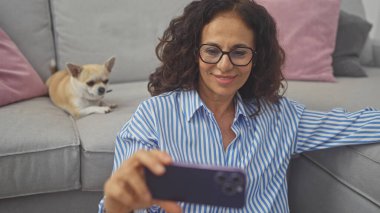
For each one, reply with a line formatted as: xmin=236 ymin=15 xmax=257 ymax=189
xmin=222 ymin=183 xmax=236 ymax=196
xmin=214 ymin=172 xmax=227 ymax=184
xmin=230 ymin=173 xmax=243 ymax=185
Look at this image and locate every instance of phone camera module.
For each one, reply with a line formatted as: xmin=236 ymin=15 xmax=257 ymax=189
xmin=215 ymin=172 xmax=244 ymax=196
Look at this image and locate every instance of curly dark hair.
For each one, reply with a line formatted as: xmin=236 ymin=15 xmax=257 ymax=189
xmin=148 ymin=0 xmax=286 ymax=105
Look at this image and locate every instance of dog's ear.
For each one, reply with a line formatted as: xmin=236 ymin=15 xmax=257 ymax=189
xmin=66 ymin=63 xmax=82 ymax=78
xmin=105 ymin=56 xmax=116 ymax=72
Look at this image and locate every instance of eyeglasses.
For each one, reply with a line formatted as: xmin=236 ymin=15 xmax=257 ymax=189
xmin=199 ymin=44 xmax=256 ymax=66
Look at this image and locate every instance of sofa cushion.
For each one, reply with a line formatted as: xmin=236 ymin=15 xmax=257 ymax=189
xmin=256 ymin=0 xmax=340 ymax=82
xmin=332 ymin=11 xmax=372 ymax=77
xmin=0 ymin=0 xmax=55 ymax=81
xmin=0 ymin=97 xmax=81 ymax=198
xmin=76 ymin=81 xmax=150 ymax=190
xmin=50 ymin=0 xmax=193 ymax=84
xmin=341 ymin=0 xmax=374 ymax=66
xmin=0 ymin=28 xmax=48 ymax=107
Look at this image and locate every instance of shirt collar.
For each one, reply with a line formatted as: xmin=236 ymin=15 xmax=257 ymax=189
xmin=181 ymin=90 xmax=250 ymax=122
xmin=180 ymin=90 xmax=203 ymax=122
xmin=234 ymin=92 xmax=250 ymax=119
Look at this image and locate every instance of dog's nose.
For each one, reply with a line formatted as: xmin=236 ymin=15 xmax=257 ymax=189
xmin=98 ymin=87 xmax=105 ymax=95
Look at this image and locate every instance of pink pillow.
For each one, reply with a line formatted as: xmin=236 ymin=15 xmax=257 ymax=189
xmin=256 ymin=0 xmax=340 ymax=82
xmin=0 ymin=28 xmax=47 ymax=106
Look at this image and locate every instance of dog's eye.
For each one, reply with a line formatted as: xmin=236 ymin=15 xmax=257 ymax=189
xmin=103 ymin=80 xmax=109 ymax=84
xmin=87 ymin=81 xmax=95 ymax=87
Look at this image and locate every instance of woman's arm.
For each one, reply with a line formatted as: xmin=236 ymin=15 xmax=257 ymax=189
xmin=102 ymin=149 xmax=180 ymax=213
xmin=294 ymin=107 xmax=380 ymax=154
xmin=98 ymin=102 xmax=181 ymax=213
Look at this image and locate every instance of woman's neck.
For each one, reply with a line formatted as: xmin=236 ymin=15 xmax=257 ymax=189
xmin=198 ymin=90 xmax=235 ymax=118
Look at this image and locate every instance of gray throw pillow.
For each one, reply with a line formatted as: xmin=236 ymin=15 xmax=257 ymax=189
xmin=333 ymin=10 xmax=372 ymax=77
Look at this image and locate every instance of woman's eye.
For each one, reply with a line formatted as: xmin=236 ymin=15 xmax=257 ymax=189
xmin=205 ymin=47 xmax=220 ymax=56
xmin=231 ymin=49 xmax=249 ymax=57
xmin=87 ymin=81 xmax=95 ymax=87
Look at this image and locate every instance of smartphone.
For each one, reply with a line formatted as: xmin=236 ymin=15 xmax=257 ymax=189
xmin=144 ymin=162 xmax=246 ymax=208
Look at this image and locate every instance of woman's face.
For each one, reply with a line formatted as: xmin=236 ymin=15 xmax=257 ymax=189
xmin=198 ymin=11 xmax=255 ymax=101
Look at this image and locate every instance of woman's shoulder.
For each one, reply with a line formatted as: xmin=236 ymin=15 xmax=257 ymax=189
xmin=243 ymin=96 xmax=306 ymax=116
xmin=139 ymin=89 xmax=188 ymax=109
xmin=144 ymin=90 xmax=182 ymax=102
xmin=278 ymin=97 xmax=305 ymax=109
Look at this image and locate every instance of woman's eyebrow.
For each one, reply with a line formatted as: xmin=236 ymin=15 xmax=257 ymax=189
xmin=203 ymin=42 xmax=253 ymax=49
xmin=231 ymin=44 xmax=253 ymax=49
xmin=202 ymin=42 xmax=220 ymax=47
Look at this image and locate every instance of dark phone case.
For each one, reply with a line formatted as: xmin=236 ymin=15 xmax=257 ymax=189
xmin=145 ymin=163 xmax=246 ymax=208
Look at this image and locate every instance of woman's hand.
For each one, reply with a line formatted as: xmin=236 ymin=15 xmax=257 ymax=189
xmin=103 ymin=149 xmax=182 ymax=213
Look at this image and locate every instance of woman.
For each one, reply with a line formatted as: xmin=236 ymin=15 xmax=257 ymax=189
xmin=99 ymin=0 xmax=380 ymax=212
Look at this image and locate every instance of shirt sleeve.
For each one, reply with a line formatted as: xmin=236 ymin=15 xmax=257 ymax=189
xmin=98 ymin=101 xmax=160 ymax=213
xmin=294 ymin=107 xmax=380 ymax=154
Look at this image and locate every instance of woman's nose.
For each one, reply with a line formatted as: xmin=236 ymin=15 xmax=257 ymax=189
xmin=217 ymin=54 xmax=234 ymax=72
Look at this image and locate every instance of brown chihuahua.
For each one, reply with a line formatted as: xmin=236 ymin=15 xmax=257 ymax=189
xmin=46 ymin=57 xmax=117 ymax=118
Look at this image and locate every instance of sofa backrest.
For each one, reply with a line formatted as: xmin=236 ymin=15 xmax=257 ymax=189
xmin=341 ymin=0 xmax=366 ymax=19
xmin=0 ymin=0 xmax=374 ymax=84
xmin=0 ymin=0 xmax=55 ymax=82
xmin=50 ymin=0 xmax=192 ymax=83
xmin=0 ymin=0 xmax=193 ymax=83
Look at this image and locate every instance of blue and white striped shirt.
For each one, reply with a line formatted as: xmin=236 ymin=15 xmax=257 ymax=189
xmin=99 ymin=89 xmax=380 ymax=213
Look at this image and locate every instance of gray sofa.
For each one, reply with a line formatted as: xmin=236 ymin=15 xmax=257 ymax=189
xmin=0 ymin=0 xmax=379 ymax=213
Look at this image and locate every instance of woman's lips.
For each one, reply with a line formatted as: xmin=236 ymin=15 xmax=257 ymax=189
xmin=214 ymin=74 xmax=236 ymax=85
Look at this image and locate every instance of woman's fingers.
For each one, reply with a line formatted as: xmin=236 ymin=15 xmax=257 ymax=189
xmin=122 ymin=150 xmax=173 ymax=204
xmin=127 ymin=149 xmax=173 ymax=176
xmin=122 ymin=165 xmax=152 ymax=203
xmin=104 ymin=178 xmax=135 ymax=212
xmin=104 ymin=149 xmax=176 ymax=212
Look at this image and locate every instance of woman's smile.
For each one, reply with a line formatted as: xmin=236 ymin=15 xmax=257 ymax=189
xmin=212 ymin=73 xmax=238 ymax=85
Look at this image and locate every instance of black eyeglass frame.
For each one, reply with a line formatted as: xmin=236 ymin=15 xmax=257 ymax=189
xmin=198 ymin=44 xmax=257 ymax=67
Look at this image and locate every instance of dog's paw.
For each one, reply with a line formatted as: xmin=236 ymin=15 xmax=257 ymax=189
xmin=79 ymin=106 xmax=113 ymax=117
xmin=101 ymin=106 xmax=112 ymax=114
xmin=90 ymin=106 xmax=112 ymax=114
xmin=99 ymin=101 xmax=117 ymax=109
xmin=109 ymin=104 xmax=117 ymax=109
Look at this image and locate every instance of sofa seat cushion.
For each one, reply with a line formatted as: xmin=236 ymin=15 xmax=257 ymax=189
xmin=76 ymin=81 xmax=150 ymax=190
xmin=0 ymin=97 xmax=81 ymax=198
